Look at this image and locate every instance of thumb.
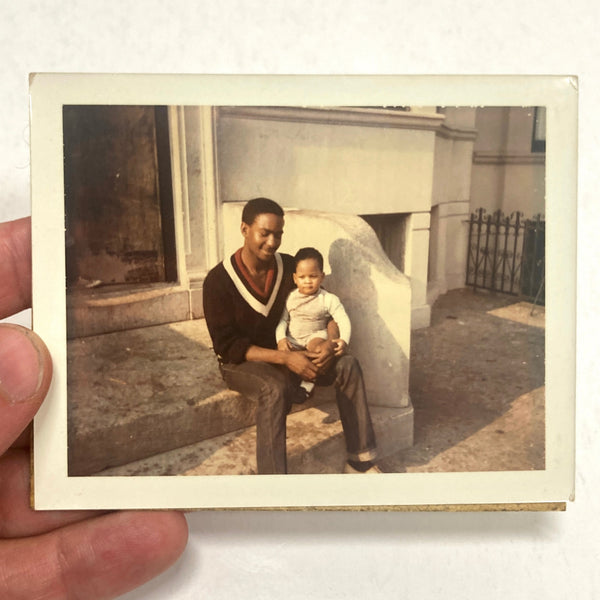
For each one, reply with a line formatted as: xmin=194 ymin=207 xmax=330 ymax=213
xmin=0 ymin=324 xmax=52 ymax=454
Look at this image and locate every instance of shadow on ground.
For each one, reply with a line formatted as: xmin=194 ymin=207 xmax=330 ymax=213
xmin=379 ymin=288 xmax=545 ymax=473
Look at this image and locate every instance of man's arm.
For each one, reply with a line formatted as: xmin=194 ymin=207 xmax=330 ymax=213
xmin=203 ymin=267 xmax=253 ymax=364
xmin=245 ymin=345 xmax=319 ymax=381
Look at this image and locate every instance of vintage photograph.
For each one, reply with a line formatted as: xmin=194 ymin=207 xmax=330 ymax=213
xmin=30 ymin=75 xmax=576 ymax=510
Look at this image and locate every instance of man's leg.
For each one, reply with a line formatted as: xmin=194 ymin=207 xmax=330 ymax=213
xmin=318 ymin=355 xmax=377 ymax=467
xmin=219 ymin=361 xmax=294 ymax=474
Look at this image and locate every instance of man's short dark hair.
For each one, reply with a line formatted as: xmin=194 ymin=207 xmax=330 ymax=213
xmin=241 ymin=198 xmax=284 ymax=225
xmin=294 ymin=247 xmax=324 ymax=272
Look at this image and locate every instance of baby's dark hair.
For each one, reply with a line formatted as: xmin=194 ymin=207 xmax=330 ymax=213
xmin=242 ymin=197 xmax=284 ymax=225
xmin=294 ymin=247 xmax=324 ymax=272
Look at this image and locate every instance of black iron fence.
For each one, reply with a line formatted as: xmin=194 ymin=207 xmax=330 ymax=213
xmin=466 ymin=208 xmax=545 ymax=304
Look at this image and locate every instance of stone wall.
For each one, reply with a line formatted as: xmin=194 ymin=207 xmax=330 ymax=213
xmin=214 ymin=106 xmax=440 ymax=328
xmin=470 ymin=107 xmax=545 ymax=217
xmin=427 ymin=107 xmax=477 ymax=304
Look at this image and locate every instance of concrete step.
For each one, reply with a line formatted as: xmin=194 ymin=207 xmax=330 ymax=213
xmin=95 ymin=401 xmax=414 ymax=476
xmin=67 ymin=319 xmax=335 ymax=475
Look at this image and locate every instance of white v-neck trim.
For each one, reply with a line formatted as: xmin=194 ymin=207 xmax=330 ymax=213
xmin=223 ymin=252 xmax=284 ymax=317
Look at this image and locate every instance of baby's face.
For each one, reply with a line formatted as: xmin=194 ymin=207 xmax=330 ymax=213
xmin=293 ymin=258 xmax=324 ymax=295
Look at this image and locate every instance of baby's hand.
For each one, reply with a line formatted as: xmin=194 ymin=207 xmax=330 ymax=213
xmin=333 ymin=339 xmax=347 ymax=356
xmin=278 ymin=339 xmax=292 ymax=352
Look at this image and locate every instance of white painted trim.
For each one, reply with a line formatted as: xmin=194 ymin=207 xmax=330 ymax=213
xmin=167 ymin=106 xmax=190 ymax=289
xmin=177 ymin=107 xmax=192 ymax=255
xmin=199 ymin=106 xmax=221 ymax=266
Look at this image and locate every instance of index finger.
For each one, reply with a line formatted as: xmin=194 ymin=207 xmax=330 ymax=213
xmin=0 ymin=217 xmax=31 ymax=319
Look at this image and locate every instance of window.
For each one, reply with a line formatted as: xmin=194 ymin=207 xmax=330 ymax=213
xmin=531 ymin=106 xmax=546 ymax=153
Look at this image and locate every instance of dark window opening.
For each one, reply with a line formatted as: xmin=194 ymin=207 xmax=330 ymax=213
xmin=531 ymin=106 xmax=546 ymax=153
xmin=360 ymin=213 xmax=408 ymax=273
xmin=63 ymin=105 xmax=177 ymax=290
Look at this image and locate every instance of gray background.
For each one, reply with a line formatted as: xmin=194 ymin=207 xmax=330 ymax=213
xmin=1 ymin=2 xmax=596 ymax=598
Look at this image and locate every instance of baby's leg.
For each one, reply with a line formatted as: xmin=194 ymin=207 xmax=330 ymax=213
xmin=299 ymin=338 xmax=330 ymax=397
xmin=306 ymin=337 xmax=327 ymax=353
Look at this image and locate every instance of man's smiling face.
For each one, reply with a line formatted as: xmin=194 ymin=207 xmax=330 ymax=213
xmin=242 ymin=212 xmax=284 ymax=263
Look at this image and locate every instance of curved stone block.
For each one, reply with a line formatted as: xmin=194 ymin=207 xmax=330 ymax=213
xmin=222 ymin=204 xmax=411 ymax=408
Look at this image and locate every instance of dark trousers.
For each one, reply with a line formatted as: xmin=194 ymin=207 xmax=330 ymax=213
xmin=219 ymin=355 xmax=377 ymax=474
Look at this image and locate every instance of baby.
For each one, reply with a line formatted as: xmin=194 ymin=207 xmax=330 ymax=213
xmin=276 ymin=247 xmax=351 ymax=398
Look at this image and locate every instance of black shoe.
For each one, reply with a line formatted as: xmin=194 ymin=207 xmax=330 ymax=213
xmin=291 ymin=386 xmax=310 ymax=404
xmin=344 ymin=461 xmax=382 ymax=474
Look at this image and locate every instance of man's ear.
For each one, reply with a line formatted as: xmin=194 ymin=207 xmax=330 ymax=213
xmin=240 ymin=222 xmax=248 ymax=237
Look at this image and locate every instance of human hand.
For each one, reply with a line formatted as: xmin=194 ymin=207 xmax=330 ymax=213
xmin=277 ymin=338 xmax=292 ymax=352
xmin=283 ymin=349 xmax=319 ymax=381
xmin=310 ymin=339 xmax=337 ymax=373
xmin=0 ymin=217 xmax=188 ymax=599
xmin=333 ymin=339 xmax=348 ymax=357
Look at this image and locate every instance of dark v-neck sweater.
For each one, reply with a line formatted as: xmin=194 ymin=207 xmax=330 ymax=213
xmin=203 ymin=250 xmax=296 ymax=364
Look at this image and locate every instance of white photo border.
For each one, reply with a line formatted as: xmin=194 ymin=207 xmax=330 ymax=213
xmin=30 ymin=74 xmax=577 ymax=510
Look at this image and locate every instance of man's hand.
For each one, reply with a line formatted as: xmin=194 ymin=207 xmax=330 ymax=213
xmin=283 ymin=349 xmax=320 ymax=381
xmin=310 ymin=339 xmax=337 ymax=374
xmin=246 ymin=344 xmax=319 ymax=380
xmin=0 ymin=217 xmax=188 ymax=599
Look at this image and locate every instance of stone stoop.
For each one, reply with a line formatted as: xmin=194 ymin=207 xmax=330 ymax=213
xmin=95 ymin=402 xmax=414 ymax=477
xmin=70 ymin=382 xmax=333 ymax=476
xmin=67 ymin=318 xmax=414 ymax=476
xmin=65 ymin=318 xmax=245 ymax=475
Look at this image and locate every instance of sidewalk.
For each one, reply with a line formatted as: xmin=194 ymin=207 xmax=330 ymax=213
xmin=380 ymin=288 xmax=545 ymax=473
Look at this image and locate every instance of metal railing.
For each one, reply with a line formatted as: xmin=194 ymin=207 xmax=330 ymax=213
xmin=466 ymin=208 xmax=545 ymax=304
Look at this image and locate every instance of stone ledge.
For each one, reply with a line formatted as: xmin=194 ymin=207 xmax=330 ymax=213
xmin=95 ymin=402 xmax=414 ymax=476
xmin=67 ymin=304 xmax=415 ymax=475
xmin=69 ymin=383 xmax=336 ymax=476
xmin=473 ymin=151 xmax=545 ymax=165
xmin=67 ymin=318 xmax=341 ymax=475
xmin=67 ymin=286 xmax=191 ymax=339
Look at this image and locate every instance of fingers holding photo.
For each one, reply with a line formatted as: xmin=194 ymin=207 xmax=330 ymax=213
xmin=0 ymin=324 xmax=52 ymax=455
xmin=0 ymin=509 xmax=188 ymax=600
xmin=0 ymin=218 xmax=32 ymax=317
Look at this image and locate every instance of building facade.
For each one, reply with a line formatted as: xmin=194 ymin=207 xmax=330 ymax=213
xmin=64 ymin=104 xmax=544 ymax=338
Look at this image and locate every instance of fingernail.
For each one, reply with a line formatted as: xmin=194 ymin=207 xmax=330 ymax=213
xmin=0 ymin=325 xmax=44 ymax=404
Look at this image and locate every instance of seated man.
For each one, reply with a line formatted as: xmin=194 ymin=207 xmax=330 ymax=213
xmin=202 ymin=197 xmax=378 ymax=474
